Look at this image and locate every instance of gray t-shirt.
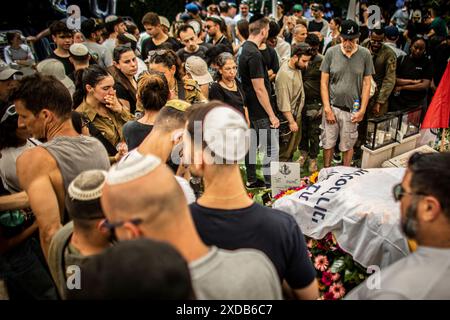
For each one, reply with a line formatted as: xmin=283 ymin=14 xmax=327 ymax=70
xmin=345 ymin=246 xmax=450 ymax=300
xmin=320 ymin=44 xmax=374 ymax=109
xmin=190 ymin=246 xmax=282 ymax=300
xmin=83 ymin=41 xmax=113 ymax=67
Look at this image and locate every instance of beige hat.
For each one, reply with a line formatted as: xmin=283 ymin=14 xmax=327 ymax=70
xmin=159 ymin=16 xmax=170 ymax=29
xmin=37 ymin=59 xmax=75 ymax=94
xmin=185 ymin=56 xmax=213 ymax=85
xmin=0 ymin=61 xmax=22 ymax=81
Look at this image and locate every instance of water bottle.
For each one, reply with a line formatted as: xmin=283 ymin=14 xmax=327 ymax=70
xmin=352 ymin=99 xmax=360 ymax=114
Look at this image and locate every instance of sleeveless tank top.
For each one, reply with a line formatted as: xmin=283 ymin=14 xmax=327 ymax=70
xmin=41 ymin=135 xmax=110 ymax=223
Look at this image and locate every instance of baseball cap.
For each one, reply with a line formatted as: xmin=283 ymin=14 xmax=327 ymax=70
xmin=106 ymin=154 xmax=161 ymax=186
xmin=185 ymin=56 xmax=213 ymax=85
xmin=159 ymin=16 xmax=170 ymax=30
xmin=340 ymin=19 xmax=360 ymax=39
xmin=203 ymin=106 xmax=250 ymax=162
xmin=69 ymin=43 xmax=89 ymax=57
xmin=185 ymin=3 xmax=199 ymax=14
xmin=228 ymin=2 xmax=237 ymax=8
xmin=0 ymin=62 xmax=22 ymax=81
xmin=384 ymin=26 xmax=400 ymax=40
xmin=36 ymin=59 xmax=74 ymax=92
xmin=293 ymin=4 xmax=303 ymax=11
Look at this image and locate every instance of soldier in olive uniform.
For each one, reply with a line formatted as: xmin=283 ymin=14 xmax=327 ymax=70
xmin=298 ymin=34 xmax=323 ymax=173
xmin=356 ymin=28 xmax=397 ymax=159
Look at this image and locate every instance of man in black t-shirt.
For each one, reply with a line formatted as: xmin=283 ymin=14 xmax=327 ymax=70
xmin=205 ymin=16 xmax=233 ymax=53
xmin=238 ymin=15 xmax=280 ymax=188
xmin=307 ymin=3 xmax=329 ymax=42
xmin=176 ymin=24 xmax=209 ymax=63
xmin=141 ymin=12 xmax=181 ymax=61
xmin=389 ymin=38 xmax=432 ymax=112
xmin=183 ymin=103 xmax=319 ymax=300
xmin=48 ymin=21 xmax=75 ymax=76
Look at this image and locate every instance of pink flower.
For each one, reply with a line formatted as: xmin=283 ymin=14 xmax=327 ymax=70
xmin=331 ymin=273 xmax=341 ymax=282
xmin=321 ymin=271 xmax=333 ymax=286
xmin=329 ymin=282 xmax=346 ymax=299
xmin=314 ymin=255 xmax=329 ymax=271
xmin=307 ymin=250 xmax=312 ymax=258
xmin=307 ymin=239 xmax=313 ymax=248
xmin=323 ymin=291 xmax=336 ymax=300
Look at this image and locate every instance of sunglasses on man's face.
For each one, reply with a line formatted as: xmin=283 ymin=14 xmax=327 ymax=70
xmin=392 ymin=183 xmax=425 ymax=202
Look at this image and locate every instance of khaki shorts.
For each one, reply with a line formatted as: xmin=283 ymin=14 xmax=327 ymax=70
xmin=321 ymin=106 xmax=359 ymax=152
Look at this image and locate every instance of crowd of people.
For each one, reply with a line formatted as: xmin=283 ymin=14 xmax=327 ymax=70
xmin=0 ymin=0 xmax=449 ymax=300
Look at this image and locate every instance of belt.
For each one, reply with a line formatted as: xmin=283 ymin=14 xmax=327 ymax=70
xmin=305 ymin=98 xmax=322 ymax=105
xmin=333 ymin=105 xmax=351 ymax=113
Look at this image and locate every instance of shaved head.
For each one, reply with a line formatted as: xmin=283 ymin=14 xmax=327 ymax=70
xmin=101 ymin=163 xmax=187 ymax=227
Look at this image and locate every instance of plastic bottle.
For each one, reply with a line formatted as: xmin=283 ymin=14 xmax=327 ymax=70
xmin=352 ymin=99 xmax=360 ymax=114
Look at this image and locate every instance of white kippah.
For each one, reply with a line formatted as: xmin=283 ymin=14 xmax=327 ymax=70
xmin=68 ymin=170 xmax=108 ymax=201
xmin=106 ymin=154 xmax=161 ymax=185
xmin=203 ymin=106 xmax=250 ymax=162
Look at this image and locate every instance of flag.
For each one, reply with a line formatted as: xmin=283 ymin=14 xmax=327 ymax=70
xmin=421 ymin=60 xmax=450 ymax=129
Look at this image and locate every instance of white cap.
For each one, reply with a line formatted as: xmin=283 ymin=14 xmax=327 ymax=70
xmin=69 ymin=43 xmax=89 ymax=57
xmin=203 ymin=106 xmax=250 ymax=162
xmin=106 ymin=154 xmax=161 ymax=185
xmin=36 ymin=59 xmax=75 ymax=92
xmin=68 ymin=170 xmax=108 ymax=201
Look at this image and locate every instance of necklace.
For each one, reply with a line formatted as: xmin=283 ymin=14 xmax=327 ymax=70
xmin=221 ymin=79 xmax=235 ymax=90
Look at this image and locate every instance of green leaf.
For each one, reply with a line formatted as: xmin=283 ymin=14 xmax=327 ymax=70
xmin=330 ymin=257 xmax=345 ymax=273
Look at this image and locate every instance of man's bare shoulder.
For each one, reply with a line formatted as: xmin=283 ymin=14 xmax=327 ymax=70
xmin=17 ymin=146 xmax=57 ymax=176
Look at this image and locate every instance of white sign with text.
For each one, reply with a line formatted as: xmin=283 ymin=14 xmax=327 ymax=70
xmin=270 ymin=161 xmax=301 ymax=196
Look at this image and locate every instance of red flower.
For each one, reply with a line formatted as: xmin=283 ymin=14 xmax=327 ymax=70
xmin=331 ymin=273 xmax=341 ymax=282
xmin=314 ymin=255 xmax=329 ymax=272
xmin=321 ymin=271 xmax=333 ymax=286
xmin=329 ymin=282 xmax=346 ymax=299
xmin=323 ymin=291 xmax=336 ymax=300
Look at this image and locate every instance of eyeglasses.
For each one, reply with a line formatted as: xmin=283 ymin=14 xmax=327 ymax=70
xmin=205 ymin=25 xmax=214 ymax=29
xmin=0 ymin=105 xmax=17 ymax=124
xmin=101 ymin=217 xmax=143 ymax=231
xmin=146 ymin=49 xmax=168 ymax=62
xmin=392 ymin=183 xmax=425 ymax=202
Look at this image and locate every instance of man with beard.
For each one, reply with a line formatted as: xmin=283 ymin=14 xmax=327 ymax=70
xmin=320 ymin=20 xmax=374 ymax=168
xmin=354 ymin=28 xmax=397 ymax=163
xmin=298 ymin=34 xmax=323 ymax=173
xmin=346 ymin=152 xmax=450 ymax=299
xmin=275 ymin=43 xmax=312 ymax=162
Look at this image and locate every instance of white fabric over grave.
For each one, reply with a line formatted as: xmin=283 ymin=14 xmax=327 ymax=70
xmin=273 ymin=166 xmax=410 ymax=269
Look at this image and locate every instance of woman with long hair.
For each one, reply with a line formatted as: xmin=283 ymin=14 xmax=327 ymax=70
xmin=74 ymin=65 xmax=132 ymax=163
xmin=147 ymin=49 xmax=206 ymax=104
xmin=122 ymin=70 xmax=170 ymax=150
xmin=109 ymin=45 xmax=138 ymax=115
xmin=323 ymin=17 xmax=341 ymax=54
